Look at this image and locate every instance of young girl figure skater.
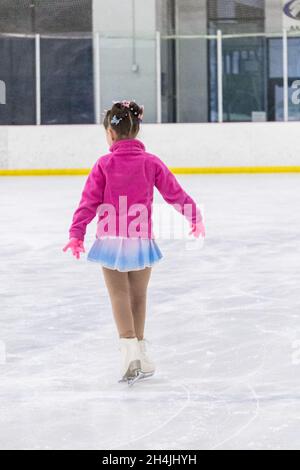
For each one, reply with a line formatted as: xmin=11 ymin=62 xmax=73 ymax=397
xmin=63 ymin=100 xmax=205 ymax=386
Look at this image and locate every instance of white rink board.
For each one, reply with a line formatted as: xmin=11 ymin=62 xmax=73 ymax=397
xmin=0 ymin=122 xmax=300 ymax=169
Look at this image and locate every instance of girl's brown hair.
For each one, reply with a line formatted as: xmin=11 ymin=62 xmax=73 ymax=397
xmin=103 ymin=101 xmax=143 ymax=139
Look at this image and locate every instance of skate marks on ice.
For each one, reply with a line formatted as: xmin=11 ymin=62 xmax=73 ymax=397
xmin=1 ymin=175 xmax=300 ymax=449
xmin=0 ymin=328 xmax=263 ymax=450
xmin=104 ymin=367 xmax=261 ymax=450
xmin=108 ymin=380 xmax=192 ymax=450
xmin=111 ymin=328 xmax=293 ymax=451
xmin=145 ymin=287 xmax=300 ymax=446
xmin=108 ymin=344 xmax=263 ymax=450
xmin=107 ymin=379 xmax=260 ymax=451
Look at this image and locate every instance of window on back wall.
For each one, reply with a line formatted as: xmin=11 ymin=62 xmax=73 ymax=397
xmin=208 ymin=0 xmax=266 ymax=123
xmin=0 ymin=0 xmax=92 ymax=34
xmin=158 ymin=0 xmax=177 ymax=123
xmin=208 ymin=0 xmax=265 ymax=35
xmin=208 ymin=0 xmax=265 ymax=22
xmin=0 ymin=0 xmax=93 ymax=125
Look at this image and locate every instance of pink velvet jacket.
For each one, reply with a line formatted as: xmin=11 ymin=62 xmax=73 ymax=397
xmin=69 ymin=138 xmax=202 ymax=240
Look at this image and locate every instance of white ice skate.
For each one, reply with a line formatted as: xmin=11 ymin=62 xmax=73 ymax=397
xmin=138 ymin=338 xmax=155 ymax=379
xmin=118 ymin=337 xmax=145 ymax=387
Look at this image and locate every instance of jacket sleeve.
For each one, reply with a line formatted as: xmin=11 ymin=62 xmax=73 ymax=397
xmin=69 ymin=160 xmax=105 ymax=240
xmin=154 ymin=157 xmax=202 ymax=225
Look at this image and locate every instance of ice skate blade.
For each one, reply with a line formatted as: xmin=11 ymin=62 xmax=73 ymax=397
xmin=127 ymin=370 xmax=146 ymax=387
xmin=118 ymin=371 xmax=143 ymax=386
xmin=141 ymin=371 xmax=155 ymax=378
xmin=118 ymin=371 xmax=154 ymax=385
xmin=118 ymin=359 xmax=142 ymax=384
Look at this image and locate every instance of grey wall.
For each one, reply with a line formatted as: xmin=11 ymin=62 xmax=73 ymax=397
xmin=93 ymin=0 xmax=156 ymax=35
xmin=265 ymin=0 xmax=283 ymax=33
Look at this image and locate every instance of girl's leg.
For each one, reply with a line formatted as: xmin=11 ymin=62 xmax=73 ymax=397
xmin=128 ymin=267 xmax=152 ymax=341
xmin=102 ymin=267 xmax=136 ymax=338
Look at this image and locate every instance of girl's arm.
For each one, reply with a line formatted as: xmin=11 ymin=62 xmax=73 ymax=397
xmin=69 ymin=161 xmax=105 ymax=241
xmin=154 ymin=157 xmax=203 ymax=226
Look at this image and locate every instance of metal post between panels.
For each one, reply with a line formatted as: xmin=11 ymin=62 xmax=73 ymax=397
xmin=35 ymin=33 xmax=41 ymax=125
xmin=156 ymin=30 xmax=162 ymax=124
xmin=283 ymin=29 xmax=289 ymax=122
xmin=93 ymin=32 xmax=101 ymax=125
xmin=217 ymin=30 xmax=223 ymax=123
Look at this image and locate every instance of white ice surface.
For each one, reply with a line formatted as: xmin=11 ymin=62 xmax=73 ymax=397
xmin=1 ymin=174 xmax=300 ymax=450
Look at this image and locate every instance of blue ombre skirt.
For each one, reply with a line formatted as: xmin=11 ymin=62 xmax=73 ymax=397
xmin=87 ymin=236 xmax=163 ymax=272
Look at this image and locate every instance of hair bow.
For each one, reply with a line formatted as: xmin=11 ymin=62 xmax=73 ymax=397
xmin=111 ymin=115 xmax=122 ymax=125
xmin=121 ymin=100 xmax=131 ymax=108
